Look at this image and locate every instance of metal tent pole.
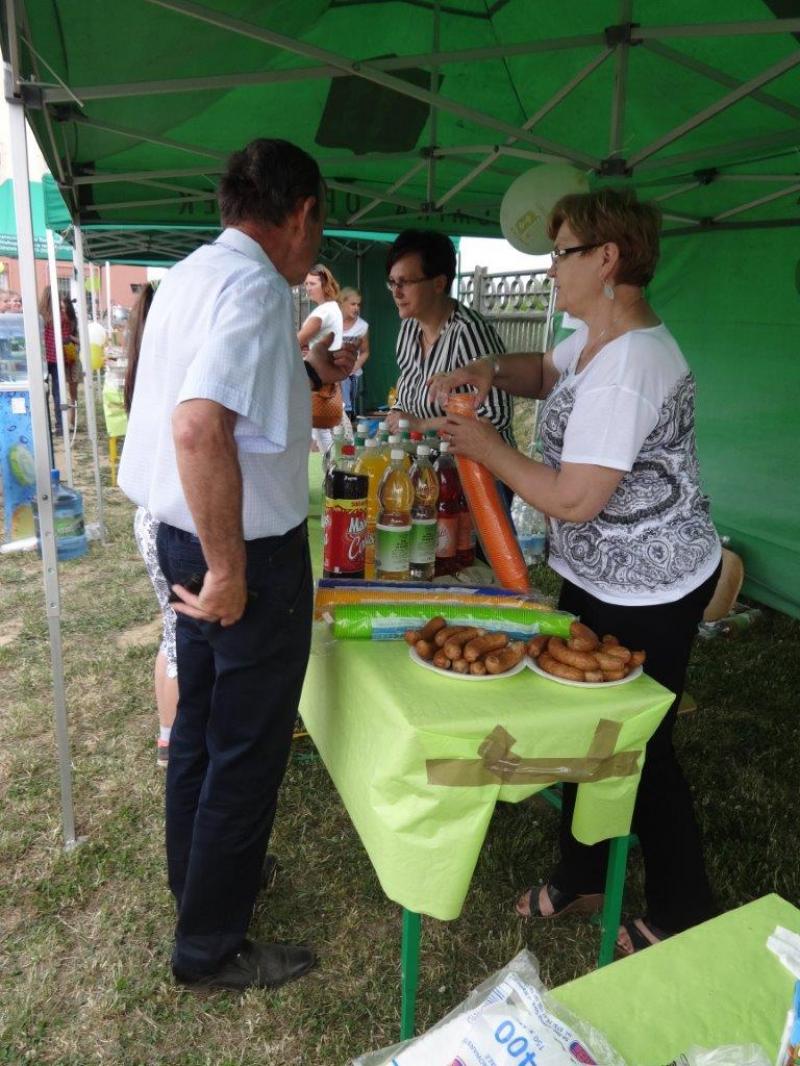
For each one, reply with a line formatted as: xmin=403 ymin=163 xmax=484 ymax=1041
xmin=105 ymin=260 xmax=112 ymax=335
xmin=46 ymin=229 xmax=74 ymax=485
xmin=89 ymin=263 xmax=99 ymax=322
xmin=4 ymin=61 xmax=78 ymax=850
xmin=72 ymin=227 xmax=106 ymax=542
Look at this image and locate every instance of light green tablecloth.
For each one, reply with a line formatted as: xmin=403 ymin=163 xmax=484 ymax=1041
xmin=299 ymin=631 xmax=673 ymax=920
xmin=553 ymin=893 xmax=799 ymax=1064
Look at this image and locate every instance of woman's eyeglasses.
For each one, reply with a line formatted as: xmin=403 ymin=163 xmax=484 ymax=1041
xmin=385 ymin=276 xmax=431 ymax=293
xmin=550 ymin=243 xmax=601 ymax=265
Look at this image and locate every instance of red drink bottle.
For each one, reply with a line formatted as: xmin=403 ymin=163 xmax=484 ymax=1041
xmin=434 ymin=441 xmax=461 ymax=577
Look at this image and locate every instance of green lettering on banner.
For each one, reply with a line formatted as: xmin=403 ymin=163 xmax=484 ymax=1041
xmin=375 ymin=523 xmax=411 ymax=573
xmin=409 ymin=519 xmax=437 ymax=564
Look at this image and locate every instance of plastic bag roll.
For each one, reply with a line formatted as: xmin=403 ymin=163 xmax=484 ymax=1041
xmin=331 ymin=602 xmax=573 ymax=641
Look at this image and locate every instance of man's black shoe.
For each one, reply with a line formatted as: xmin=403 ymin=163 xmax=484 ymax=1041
xmin=173 ymin=939 xmax=315 ymax=991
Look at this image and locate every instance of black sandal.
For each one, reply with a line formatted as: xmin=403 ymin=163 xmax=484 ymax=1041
xmin=515 ymin=882 xmax=604 ymax=919
xmin=615 ymin=918 xmax=670 ymax=956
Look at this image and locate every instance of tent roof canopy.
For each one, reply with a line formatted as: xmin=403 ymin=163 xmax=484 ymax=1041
xmin=40 ymin=175 xmax=401 ymax=263
xmin=5 ymin=2 xmax=800 ymax=243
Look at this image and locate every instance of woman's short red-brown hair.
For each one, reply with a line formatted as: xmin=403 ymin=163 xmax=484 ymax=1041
xmin=548 ymin=188 xmax=662 ymax=287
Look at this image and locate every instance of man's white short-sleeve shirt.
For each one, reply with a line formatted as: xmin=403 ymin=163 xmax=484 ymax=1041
xmin=119 ymin=228 xmax=311 ymax=539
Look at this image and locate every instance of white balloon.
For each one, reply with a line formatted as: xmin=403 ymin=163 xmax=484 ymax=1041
xmin=500 ymin=163 xmax=590 ymax=254
xmin=87 ymin=321 xmax=107 ymax=346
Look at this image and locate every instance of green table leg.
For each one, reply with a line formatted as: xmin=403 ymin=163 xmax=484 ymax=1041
xmin=598 ymin=834 xmax=631 ymax=967
xmin=400 ymin=909 xmax=421 ymax=1041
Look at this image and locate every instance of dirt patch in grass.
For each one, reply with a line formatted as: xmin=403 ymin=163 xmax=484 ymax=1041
xmin=0 ymin=617 xmax=24 ymax=647
xmin=117 ymin=617 xmax=162 ymax=650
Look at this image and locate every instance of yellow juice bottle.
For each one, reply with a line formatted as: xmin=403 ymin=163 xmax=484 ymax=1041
xmin=354 ymin=438 xmax=390 ymax=579
xmin=375 ymin=449 xmax=414 ymax=581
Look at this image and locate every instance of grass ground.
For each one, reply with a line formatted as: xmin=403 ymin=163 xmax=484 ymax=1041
xmin=1 ymin=420 xmax=798 ymax=1065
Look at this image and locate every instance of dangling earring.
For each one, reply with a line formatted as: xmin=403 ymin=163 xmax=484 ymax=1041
xmin=603 ymin=282 xmax=616 ymax=301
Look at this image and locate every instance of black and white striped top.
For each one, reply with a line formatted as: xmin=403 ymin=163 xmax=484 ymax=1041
xmin=393 ymin=302 xmax=515 ymax=444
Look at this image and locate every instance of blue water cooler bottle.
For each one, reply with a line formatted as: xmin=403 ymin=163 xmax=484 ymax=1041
xmin=35 ymin=469 xmax=88 ymax=561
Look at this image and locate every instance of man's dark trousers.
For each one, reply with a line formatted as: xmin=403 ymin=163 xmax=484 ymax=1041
xmin=157 ymin=520 xmax=312 ymax=978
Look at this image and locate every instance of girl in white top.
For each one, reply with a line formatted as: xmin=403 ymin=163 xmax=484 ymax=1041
xmin=430 ymin=188 xmax=721 ymax=956
xmin=298 ymin=264 xmax=352 ymax=451
xmin=339 ymin=286 xmax=370 ymax=416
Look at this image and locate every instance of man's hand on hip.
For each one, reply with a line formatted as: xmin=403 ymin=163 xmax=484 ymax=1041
xmin=171 ymin=568 xmax=248 ymax=627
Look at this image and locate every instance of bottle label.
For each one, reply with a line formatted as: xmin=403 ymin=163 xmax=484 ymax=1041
xmin=457 ymin=510 xmax=476 ymax=551
xmin=55 ymin=513 xmax=85 ymax=539
xmin=375 ymin=523 xmax=411 ymax=574
xmin=436 ymin=515 xmax=459 ymax=559
xmin=409 ymin=518 xmax=437 ymax=564
xmin=323 ymin=496 xmax=368 ymax=575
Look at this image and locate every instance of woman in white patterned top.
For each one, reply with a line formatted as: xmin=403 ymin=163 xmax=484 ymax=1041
xmin=430 ymin=189 xmax=722 ymax=956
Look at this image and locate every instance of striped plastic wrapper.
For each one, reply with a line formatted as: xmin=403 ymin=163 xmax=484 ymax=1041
xmin=329 ymin=602 xmax=574 ymax=641
xmin=314 ymin=578 xmax=552 ymax=621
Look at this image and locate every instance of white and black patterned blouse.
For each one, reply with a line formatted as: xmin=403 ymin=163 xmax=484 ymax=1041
xmin=539 ymin=326 xmax=720 ymax=605
xmin=393 ymin=302 xmax=515 ymax=444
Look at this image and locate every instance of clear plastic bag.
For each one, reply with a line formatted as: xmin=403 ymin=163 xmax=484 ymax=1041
xmin=665 ymin=1045 xmax=770 ymax=1066
xmin=352 ymin=949 xmax=627 ymax=1066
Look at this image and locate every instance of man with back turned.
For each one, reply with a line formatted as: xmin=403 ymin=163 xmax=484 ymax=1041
xmin=119 ymin=139 xmax=353 ymax=990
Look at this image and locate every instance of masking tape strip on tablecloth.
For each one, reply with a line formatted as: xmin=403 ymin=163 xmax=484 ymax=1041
xmin=426 ymin=720 xmax=641 ymax=787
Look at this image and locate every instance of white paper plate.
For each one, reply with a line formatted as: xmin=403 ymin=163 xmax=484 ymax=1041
xmin=408 ymin=645 xmax=528 ymax=681
xmin=526 ymin=657 xmax=643 ymax=688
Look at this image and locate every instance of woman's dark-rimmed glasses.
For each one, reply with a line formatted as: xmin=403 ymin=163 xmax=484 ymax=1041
xmin=550 ymin=243 xmax=601 ymax=265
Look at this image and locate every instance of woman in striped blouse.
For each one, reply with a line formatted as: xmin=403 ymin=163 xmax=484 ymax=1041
xmin=385 ymin=229 xmax=515 ymax=446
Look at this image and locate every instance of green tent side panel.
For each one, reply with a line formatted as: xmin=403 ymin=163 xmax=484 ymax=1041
xmin=652 ymin=229 xmax=800 ymax=619
xmin=0 ymin=180 xmax=72 ymax=260
xmin=42 ymin=174 xmax=72 ymax=232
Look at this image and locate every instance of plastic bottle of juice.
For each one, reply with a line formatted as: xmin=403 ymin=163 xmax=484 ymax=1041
xmin=434 ymin=441 xmax=462 ymax=577
xmin=424 ymin=429 xmax=440 ymax=464
xmin=354 ymin=438 xmax=390 ymax=579
xmin=398 ymin=418 xmax=411 ymax=446
xmin=456 ymin=490 xmax=476 ymax=569
xmin=354 ymin=420 xmax=370 ymax=451
xmin=375 ymin=448 xmax=413 ymax=581
xmin=323 ymin=445 xmax=368 ymax=580
xmin=406 ymin=429 xmax=423 ymax=456
xmin=377 ymin=420 xmax=389 ymax=444
xmin=409 ymin=445 xmax=440 ymax=582
xmin=386 ymin=434 xmax=411 ymax=469
xmin=323 ymin=424 xmax=344 ymax=476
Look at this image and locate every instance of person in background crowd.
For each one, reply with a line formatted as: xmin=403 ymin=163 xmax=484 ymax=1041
xmin=384 ymin=229 xmax=514 ymax=447
xmin=119 ymin=137 xmax=353 ymax=992
xmin=430 ymin=188 xmax=721 ymax=955
xmin=38 ymin=286 xmax=63 ymax=437
xmin=338 ymin=286 xmax=369 ymax=418
xmin=123 ymin=282 xmax=177 ymax=769
xmin=299 ymin=263 xmax=351 ymax=450
xmin=60 ymin=296 xmax=82 ymax=431
xmin=0 ymin=291 xmax=11 ymax=312
xmin=7 ymin=291 xmax=22 ymax=312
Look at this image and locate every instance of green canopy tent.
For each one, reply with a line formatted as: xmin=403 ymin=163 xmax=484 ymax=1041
xmin=4 ymin=1 xmax=799 ymax=624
